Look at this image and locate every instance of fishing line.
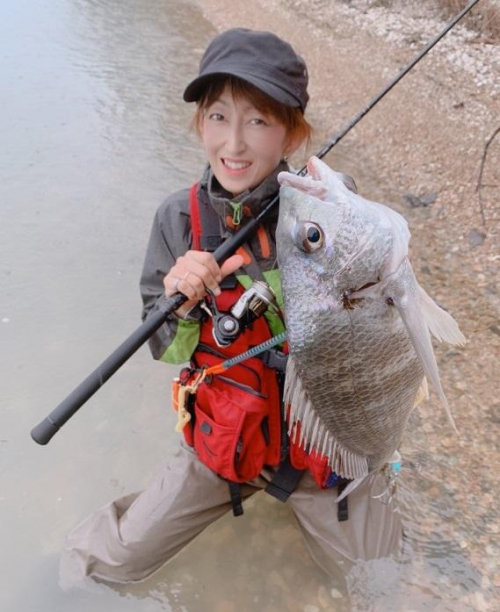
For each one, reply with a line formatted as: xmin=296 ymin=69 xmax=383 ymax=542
xmin=475 ymin=3 xmax=500 ymax=36
xmin=309 ymin=0 xmax=482 ymax=171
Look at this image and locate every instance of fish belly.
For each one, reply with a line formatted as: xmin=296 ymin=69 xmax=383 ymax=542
xmin=286 ymin=302 xmax=424 ymax=474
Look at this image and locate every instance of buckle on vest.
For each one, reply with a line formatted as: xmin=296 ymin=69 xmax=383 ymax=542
xmin=200 ymin=235 xmax=223 ymax=251
xmin=220 ymin=274 xmax=238 ymax=289
xmin=265 ymin=454 xmax=305 ymax=502
xmin=261 ymin=348 xmax=288 ymax=373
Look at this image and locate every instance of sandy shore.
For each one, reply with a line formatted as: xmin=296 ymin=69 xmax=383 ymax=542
xmin=192 ymin=0 xmax=499 ymax=608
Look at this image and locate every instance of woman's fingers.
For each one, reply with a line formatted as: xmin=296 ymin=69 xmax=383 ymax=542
xmin=220 ymin=254 xmax=245 ymax=278
xmin=164 ymin=250 xmax=244 ymax=303
xmin=187 ymin=251 xmax=223 ymax=284
xmin=173 ymin=273 xmax=200 ymax=300
xmin=179 ymin=252 xmax=222 ymax=293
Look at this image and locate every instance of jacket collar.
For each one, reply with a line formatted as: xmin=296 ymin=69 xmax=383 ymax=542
xmin=201 ymin=161 xmax=289 ymax=225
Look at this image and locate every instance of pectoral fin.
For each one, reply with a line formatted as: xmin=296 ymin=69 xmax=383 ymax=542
xmin=418 ymin=284 xmax=466 ymax=346
xmin=385 ymin=258 xmax=461 ymax=434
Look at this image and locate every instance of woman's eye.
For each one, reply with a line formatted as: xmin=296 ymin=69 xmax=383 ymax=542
xmin=295 ymin=222 xmax=324 ymax=253
xmin=250 ymin=117 xmax=266 ymax=126
xmin=209 ymin=113 xmax=224 ymax=121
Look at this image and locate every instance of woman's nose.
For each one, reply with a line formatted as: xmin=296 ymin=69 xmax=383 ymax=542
xmin=225 ymin=124 xmax=246 ymax=155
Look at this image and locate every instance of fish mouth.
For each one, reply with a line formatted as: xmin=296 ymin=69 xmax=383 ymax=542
xmin=306 ymin=156 xmax=322 ymax=180
xmin=277 ymin=169 xmax=329 ymax=200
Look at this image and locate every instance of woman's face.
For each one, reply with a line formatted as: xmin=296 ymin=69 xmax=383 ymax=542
xmin=200 ymin=87 xmax=291 ymax=197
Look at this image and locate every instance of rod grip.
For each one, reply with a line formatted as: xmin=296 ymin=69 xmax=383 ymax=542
xmin=30 ymin=292 xmax=187 ymax=445
xmin=31 ymin=418 xmax=59 ymax=445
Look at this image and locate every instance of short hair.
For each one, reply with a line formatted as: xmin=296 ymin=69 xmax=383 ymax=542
xmin=192 ymin=75 xmax=312 ymax=151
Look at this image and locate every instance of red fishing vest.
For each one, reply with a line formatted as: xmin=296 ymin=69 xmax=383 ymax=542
xmin=179 ymin=184 xmax=282 ymax=484
xmin=182 ymin=183 xmax=346 ymax=501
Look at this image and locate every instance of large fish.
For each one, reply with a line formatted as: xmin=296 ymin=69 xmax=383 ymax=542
xmin=277 ymin=156 xmax=465 ymax=487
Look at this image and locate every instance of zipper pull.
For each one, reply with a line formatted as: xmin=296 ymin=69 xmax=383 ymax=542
xmin=229 ymin=201 xmax=242 ymax=226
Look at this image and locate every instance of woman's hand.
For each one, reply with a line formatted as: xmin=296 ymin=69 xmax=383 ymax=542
xmin=164 ymin=251 xmax=244 ymax=318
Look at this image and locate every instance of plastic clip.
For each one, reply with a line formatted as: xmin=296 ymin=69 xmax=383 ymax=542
xmin=172 ymin=369 xmax=207 ymax=432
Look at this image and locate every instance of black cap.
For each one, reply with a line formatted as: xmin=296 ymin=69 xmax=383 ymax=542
xmin=183 ymin=28 xmax=309 ymax=112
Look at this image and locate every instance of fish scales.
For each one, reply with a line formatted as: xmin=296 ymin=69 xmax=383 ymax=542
xmin=277 ymin=157 xmax=466 ymax=481
xmin=283 ymin=272 xmax=423 ymax=467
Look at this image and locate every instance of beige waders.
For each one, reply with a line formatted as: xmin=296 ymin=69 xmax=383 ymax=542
xmin=60 ymin=441 xmax=402 ymax=587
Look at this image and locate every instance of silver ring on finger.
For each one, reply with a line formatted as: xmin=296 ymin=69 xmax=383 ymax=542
xmin=173 ymin=278 xmax=181 ymax=292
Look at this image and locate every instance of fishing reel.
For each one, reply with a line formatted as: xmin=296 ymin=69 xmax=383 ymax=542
xmin=202 ymin=280 xmax=279 ymax=347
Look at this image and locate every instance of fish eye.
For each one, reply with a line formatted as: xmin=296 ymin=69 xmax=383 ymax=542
xmin=295 ymin=222 xmax=324 ymax=253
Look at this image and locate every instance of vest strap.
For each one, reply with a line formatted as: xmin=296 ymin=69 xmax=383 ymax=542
xmin=227 ymin=481 xmax=244 ymax=517
xmin=189 ymin=183 xmax=223 ymax=252
xmin=189 ymin=184 xmax=202 ymax=250
xmin=337 ymin=481 xmax=349 ymax=522
xmin=260 ymin=347 xmax=288 ymax=373
xmin=265 ymin=454 xmax=306 ymax=502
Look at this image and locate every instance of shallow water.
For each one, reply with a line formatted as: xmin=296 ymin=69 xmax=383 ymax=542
xmin=0 ymin=1 xmax=497 ymax=611
xmin=1 ymin=0 xmax=208 ymax=610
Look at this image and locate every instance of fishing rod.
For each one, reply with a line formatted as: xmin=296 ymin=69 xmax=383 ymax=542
xmin=30 ymin=0 xmax=481 ymax=445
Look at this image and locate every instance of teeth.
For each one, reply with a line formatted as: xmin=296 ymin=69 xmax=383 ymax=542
xmin=224 ymin=159 xmax=250 ymax=170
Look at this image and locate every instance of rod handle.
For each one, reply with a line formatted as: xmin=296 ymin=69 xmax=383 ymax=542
xmin=30 ymin=292 xmax=187 ymax=445
xmin=31 ymin=418 xmax=60 ymax=445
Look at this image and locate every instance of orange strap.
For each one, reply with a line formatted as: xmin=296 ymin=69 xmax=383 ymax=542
xmin=257 ymin=225 xmax=271 ymax=259
xmin=236 ymin=246 xmax=252 ymax=265
xmin=189 ymin=183 xmax=202 ymax=250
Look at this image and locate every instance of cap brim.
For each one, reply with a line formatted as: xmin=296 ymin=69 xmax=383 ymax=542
xmin=183 ymin=70 xmax=302 ymax=109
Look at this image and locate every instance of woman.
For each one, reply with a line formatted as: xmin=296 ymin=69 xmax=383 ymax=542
xmin=61 ymin=27 xmax=401 ymax=587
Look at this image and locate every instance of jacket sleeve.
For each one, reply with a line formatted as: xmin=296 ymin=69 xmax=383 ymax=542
xmin=139 ymin=190 xmax=201 ymax=364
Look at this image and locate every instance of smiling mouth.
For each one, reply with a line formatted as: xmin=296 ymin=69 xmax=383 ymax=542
xmin=222 ymin=158 xmax=252 ymax=171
